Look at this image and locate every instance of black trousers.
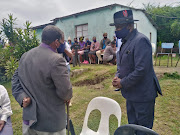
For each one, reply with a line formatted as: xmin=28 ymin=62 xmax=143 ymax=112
xmin=126 ymin=100 xmax=155 ymax=135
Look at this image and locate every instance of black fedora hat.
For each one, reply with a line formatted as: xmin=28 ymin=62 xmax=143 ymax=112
xmin=110 ymin=10 xmax=139 ymax=26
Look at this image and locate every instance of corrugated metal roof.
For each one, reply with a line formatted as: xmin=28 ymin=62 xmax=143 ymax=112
xmin=32 ymin=22 xmax=55 ymax=30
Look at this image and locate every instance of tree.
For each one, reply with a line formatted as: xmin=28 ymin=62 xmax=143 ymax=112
xmin=144 ymin=4 xmax=180 ymax=46
xmin=0 ymin=14 xmax=18 ymax=46
xmin=0 ymin=14 xmax=39 ymax=81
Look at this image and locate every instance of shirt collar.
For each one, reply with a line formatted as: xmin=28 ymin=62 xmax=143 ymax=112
xmin=40 ymin=43 xmax=56 ymax=53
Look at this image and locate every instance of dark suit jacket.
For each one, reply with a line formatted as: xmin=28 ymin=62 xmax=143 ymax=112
xmin=116 ymin=29 xmax=162 ymax=102
xmin=12 ymin=45 xmax=72 ymax=132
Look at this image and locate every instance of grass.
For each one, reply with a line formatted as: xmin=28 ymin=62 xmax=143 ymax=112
xmin=1 ymin=57 xmax=180 ymax=135
xmin=154 ymin=55 xmax=180 ymax=67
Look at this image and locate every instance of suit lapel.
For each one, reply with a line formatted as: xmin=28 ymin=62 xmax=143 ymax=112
xmin=119 ymin=29 xmax=137 ymax=64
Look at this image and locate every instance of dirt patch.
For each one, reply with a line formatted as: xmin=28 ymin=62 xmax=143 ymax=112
xmin=74 ymin=75 xmax=107 ymax=86
xmin=73 ymin=72 xmax=115 ymax=86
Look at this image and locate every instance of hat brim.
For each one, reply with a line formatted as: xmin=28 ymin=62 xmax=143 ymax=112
xmin=109 ymin=19 xmax=139 ymax=26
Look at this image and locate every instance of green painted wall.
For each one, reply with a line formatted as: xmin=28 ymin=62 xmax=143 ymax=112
xmin=56 ymin=6 xmax=117 ymax=42
xmin=35 ymin=5 xmax=157 ymax=53
xmin=35 ymin=29 xmax=43 ymax=41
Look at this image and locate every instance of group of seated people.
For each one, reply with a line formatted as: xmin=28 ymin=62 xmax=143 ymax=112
xmin=67 ymin=33 xmax=117 ymax=65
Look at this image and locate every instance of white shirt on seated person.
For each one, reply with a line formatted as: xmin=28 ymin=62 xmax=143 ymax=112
xmin=0 ymin=85 xmax=13 ymax=135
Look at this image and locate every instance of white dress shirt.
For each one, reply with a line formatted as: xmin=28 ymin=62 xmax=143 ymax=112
xmin=0 ymin=85 xmax=13 ymax=122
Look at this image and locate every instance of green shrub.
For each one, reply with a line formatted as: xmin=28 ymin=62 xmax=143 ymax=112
xmin=0 ymin=14 xmax=39 ymax=82
xmin=5 ymin=56 xmax=18 ymax=80
xmin=164 ymin=72 xmax=180 ymax=79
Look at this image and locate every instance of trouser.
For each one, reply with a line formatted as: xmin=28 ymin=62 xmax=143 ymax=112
xmin=126 ymin=100 xmax=155 ymax=135
xmin=84 ymin=50 xmax=90 ymax=61
xmin=23 ymin=122 xmax=66 ymax=135
xmin=0 ymin=117 xmax=13 ymax=135
xmin=96 ymin=50 xmax=104 ymax=61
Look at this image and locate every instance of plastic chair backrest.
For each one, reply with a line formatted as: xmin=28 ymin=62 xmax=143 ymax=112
xmin=80 ymin=97 xmax=121 ymax=135
xmin=114 ymin=124 xmax=159 ymax=135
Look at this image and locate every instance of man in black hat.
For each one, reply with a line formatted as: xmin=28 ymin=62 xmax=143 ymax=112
xmin=111 ymin=10 xmax=162 ymax=134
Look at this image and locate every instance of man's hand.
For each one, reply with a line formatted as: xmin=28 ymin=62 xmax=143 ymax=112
xmin=65 ymin=100 xmax=71 ymax=105
xmin=0 ymin=120 xmax=5 ymax=131
xmin=112 ymin=77 xmax=122 ymax=88
xmin=22 ymin=97 xmax=31 ymax=108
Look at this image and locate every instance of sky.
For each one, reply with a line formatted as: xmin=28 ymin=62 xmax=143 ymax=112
xmin=0 ymin=0 xmax=179 ymax=28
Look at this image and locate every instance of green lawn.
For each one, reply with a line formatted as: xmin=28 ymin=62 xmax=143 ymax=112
xmin=2 ymin=60 xmax=180 ymax=135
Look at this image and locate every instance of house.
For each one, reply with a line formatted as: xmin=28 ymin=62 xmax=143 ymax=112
xmin=33 ymin=3 xmax=157 ymax=52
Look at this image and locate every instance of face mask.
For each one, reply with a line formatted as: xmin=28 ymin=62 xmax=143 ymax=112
xmin=93 ymin=40 xmax=96 ymax=42
xmin=104 ymin=37 xmax=107 ymax=39
xmin=115 ymin=27 xmax=130 ymax=39
xmin=57 ymin=43 xmax=65 ymax=53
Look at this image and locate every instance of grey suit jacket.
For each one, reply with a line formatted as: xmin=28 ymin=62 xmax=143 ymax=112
xmin=116 ymin=29 xmax=162 ymax=102
xmin=12 ymin=45 xmax=72 ymax=132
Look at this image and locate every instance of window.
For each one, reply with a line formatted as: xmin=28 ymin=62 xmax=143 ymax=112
xmin=76 ymin=24 xmax=88 ymax=39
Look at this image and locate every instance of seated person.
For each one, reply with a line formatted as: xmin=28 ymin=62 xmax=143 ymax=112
xmin=103 ymin=41 xmax=116 ymax=65
xmin=67 ymin=37 xmax=74 ymax=48
xmin=88 ymin=37 xmax=100 ymax=64
xmin=0 ymin=85 xmax=13 ymax=135
xmin=78 ymin=36 xmax=86 ymax=63
xmin=82 ymin=38 xmax=91 ymax=64
xmin=73 ymin=37 xmax=78 ymax=45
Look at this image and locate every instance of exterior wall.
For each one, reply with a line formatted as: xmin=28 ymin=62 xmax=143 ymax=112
xmin=133 ymin=10 xmax=157 ymax=52
xmin=34 ymin=5 xmax=157 ymax=53
xmin=55 ymin=7 xmax=117 ymax=42
xmin=35 ymin=29 xmax=43 ymax=42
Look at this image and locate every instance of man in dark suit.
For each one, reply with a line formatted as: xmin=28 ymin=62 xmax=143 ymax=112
xmin=111 ymin=10 xmax=162 ymax=135
xmin=12 ymin=25 xmax=72 ymax=135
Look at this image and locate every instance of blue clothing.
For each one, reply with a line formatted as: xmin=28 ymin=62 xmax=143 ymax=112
xmin=116 ymin=29 xmax=162 ymax=102
xmin=126 ymin=100 xmax=155 ymax=135
xmin=85 ymin=41 xmax=91 ymax=46
xmin=116 ymin=29 xmax=162 ymax=132
xmin=102 ymin=39 xmax=106 ymax=49
xmin=57 ymin=43 xmax=65 ymax=53
xmin=57 ymin=43 xmax=70 ymax=62
xmin=0 ymin=117 xmax=13 ymax=135
xmin=85 ymin=40 xmax=91 ymax=51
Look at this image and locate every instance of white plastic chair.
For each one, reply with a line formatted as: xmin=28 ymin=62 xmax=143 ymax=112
xmin=80 ymin=97 xmax=121 ymax=135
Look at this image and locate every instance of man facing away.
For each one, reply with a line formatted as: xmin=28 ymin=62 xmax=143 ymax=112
xmin=12 ymin=25 xmax=72 ymax=135
xmin=111 ymin=10 xmax=162 ymax=135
